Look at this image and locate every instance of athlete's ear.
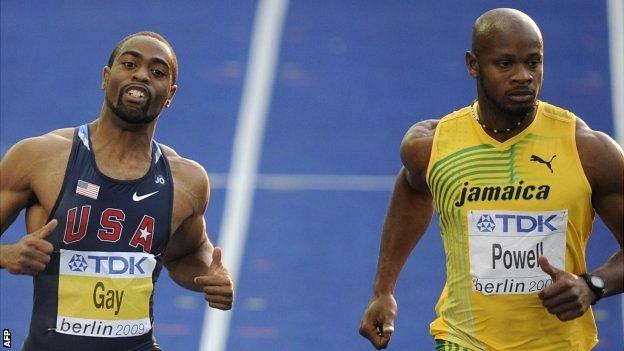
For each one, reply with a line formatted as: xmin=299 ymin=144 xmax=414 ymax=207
xmin=165 ymin=84 xmax=177 ymax=108
xmin=101 ymin=66 xmax=110 ymax=90
xmin=465 ymin=51 xmax=479 ymax=79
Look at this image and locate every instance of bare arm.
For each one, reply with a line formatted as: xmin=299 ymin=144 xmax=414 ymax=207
xmin=375 ymin=120 xmax=439 ymax=293
xmin=0 ymin=136 xmax=58 ymax=274
xmin=539 ymin=120 xmax=623 ymax=320
xmin=582 ymin=127 xmax=623 ymax=298
xmin=163 ymin=212 xmax=213 ymax=291
xmin=359 ymin=120 xmax=438 ymax=350
xmin=1 ymin=139 xmax=36 ymax=234
xmin=372 ymin=168 xmax=434 ymax=296
xmin=162 ymin=157 xmax=233 ymax=310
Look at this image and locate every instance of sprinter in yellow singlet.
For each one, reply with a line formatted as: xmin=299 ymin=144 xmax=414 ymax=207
xmin=359 ymin=8 xmax=623 ymax=351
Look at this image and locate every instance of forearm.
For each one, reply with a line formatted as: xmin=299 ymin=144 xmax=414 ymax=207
xmin=373 ymin=170 xmax=433 ymax=296
xmin=166 ymin=241 xmax=213 ymax=291
xmin=592 ymin=248 xmax=623 ymax=297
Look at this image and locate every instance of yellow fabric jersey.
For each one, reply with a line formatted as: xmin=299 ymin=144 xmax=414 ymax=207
xmin=426 ymin=101 xmax=597 ymax=350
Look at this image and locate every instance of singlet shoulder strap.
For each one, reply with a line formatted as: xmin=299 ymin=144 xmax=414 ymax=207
xmin=77 ymin=124 xmax=90 ymax=150
xmin=79 ymin=124 xmax=164 ymax=165
xmin=152 ymin=140 xmax=163 ymax=164
xmin=46 ymin=126 xmax=84 ymax=224
xmin=78 ymin=123 xmax=166 ymax=167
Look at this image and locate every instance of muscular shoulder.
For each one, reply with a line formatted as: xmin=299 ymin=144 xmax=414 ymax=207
xmin=160 ymin=145 xmax=210 ymax=213
xmin=400 ymin=119 xmax=439 ymax=172
xmin=575 ymin=118 xmax=623 ymax=191
xmin=2 ymin=128 xmax=73 ymax=172
xmin=399 ymin=119 xmax=439 ymax=191
xmin=10 ymin=128 xmax=72 ymax=154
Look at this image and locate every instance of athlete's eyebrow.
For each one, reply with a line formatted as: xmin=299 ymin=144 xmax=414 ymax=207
xmin=491 ymin=53 xmax=516 ymax=59
xmin=118 ymin=50 xmax=170 ymax=68
xmin=118 ymin=50 xmax=141 ymax=60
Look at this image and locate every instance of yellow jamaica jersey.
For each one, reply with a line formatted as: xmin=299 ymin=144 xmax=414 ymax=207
xmin=426 ymin=101 xmax=597 ymax=350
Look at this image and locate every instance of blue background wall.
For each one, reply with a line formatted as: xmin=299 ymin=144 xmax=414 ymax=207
xmin=1 ymin=1 xmax=621 ymax=350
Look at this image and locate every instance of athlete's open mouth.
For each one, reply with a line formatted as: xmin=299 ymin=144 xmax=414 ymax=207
xmin=123 ymin=85 xmax=149 ymax=105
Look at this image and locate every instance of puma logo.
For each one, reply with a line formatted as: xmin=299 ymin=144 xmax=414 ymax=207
xmin=530 ymin=154 xmax=556 ymax=173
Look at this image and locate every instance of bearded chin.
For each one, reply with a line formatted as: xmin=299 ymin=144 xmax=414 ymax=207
xmin=503 ymin=103 xmax=535 ymax=117
xmin=479 ymin=76 xmax=536 ymax=117
xmin=106 ymin=95 xmax=157 ymax=125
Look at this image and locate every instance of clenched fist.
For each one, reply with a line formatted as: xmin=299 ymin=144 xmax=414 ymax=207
xmin=359 ymin=294 xmax=397 ymax=349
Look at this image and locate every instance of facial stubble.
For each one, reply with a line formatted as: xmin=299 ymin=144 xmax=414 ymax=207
xmin=106 ymin=90 xmax=157 ymax=125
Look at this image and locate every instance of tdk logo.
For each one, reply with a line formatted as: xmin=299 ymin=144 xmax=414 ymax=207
xmin=476 ymin=215 xmax=496 ymax=232
xmin=479 ymin=214 xmax=558 ymax=233
xmin=86 ymin=255 xmax=148 ymax=275
xmin=68 ymin=254 xmax=88 ymax=272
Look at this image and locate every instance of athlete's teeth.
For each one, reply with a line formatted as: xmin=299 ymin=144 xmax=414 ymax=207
xmin=128 ymin=90 xmax=144 ymax=98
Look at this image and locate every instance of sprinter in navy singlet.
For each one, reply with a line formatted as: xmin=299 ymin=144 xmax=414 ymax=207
xmin=24 ymin=125 xmax=172 ymax=349
xmin=1 ymin=32 xmax=234 ymax=351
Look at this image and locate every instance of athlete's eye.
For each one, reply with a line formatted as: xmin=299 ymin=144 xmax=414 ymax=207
xmin=151 ymin=69 xmax=165 ymax=78
xmin=122 ymin=62 xmax=136 ymax=69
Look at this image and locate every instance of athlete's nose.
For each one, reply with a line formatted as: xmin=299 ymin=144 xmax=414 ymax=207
xmin=512 ymin=64 xmax=533 ymax=85
xmin=132 ymin=65 xmax=150 ymax=83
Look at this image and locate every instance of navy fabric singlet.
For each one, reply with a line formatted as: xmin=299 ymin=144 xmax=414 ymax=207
xmin=23 ymin=124 xmax=173 ymax=351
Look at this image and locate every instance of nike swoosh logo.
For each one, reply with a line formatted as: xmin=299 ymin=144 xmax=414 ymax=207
xmin=132 ymin=191 xmax=159 ymax=201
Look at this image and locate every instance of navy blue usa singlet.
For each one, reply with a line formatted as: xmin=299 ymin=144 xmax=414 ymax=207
xmin=24 ymin=124 xmax=173 ymax=351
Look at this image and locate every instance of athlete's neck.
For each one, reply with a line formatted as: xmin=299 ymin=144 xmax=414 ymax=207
xmin=475 ymin=97 xmax=538 ymax=142
xmin=88 ymin=116 xmax=156 ymax=180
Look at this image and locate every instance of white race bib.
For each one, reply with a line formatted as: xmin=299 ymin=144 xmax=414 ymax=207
xmin=56 ymin=249 xmax=156 ymax=337
xmin=468 ymin=210 xmax=567 ymax=295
